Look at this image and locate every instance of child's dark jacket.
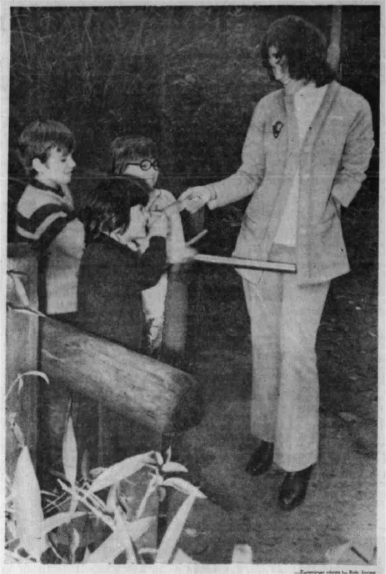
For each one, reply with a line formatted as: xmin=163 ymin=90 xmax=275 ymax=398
xmin=77 ymin=234 xmax=167 ymax=351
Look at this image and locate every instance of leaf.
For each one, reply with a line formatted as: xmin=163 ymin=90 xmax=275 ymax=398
xmin=172 ymin=549 xmax=199 ymax=563
xmin=12 ymin=446 xmax=48 ymax=559
xmin=70 ymin=527 xmax=81 ymax=563
xmin=89 ymin=466 xmax=105 ymax=478
xmin=83 ymin=547 xmax=91 ymax=561
xmin=159 ymin=486 xmax=166 ymax=503
xmin=127 ymin=516 xmax=155 ymax=541
xmin=18 ymin=370 xmax=50 ymax=388
xmin=4 ymin=549 xmax=34 ymax=564
xmin=155 ymin=451 xmax=163 ymax=466
xmin=162 ymin=462 xmax=188 ymax=474
xmin=9 ymin=272 xmax=30 ymax=306
xmin=89 ymin=452 xmax=155 ymax=493
xmin=165 ymin=445 xmax=172 ymax=464
xmin=42 ymin=512 xmax=86 ymax=535
xmin=83 ymin=530 xmax=123 ymax=564
xmin=325 ymin=540 xmax=352 ymax=564
xmin=155 ymin=493 xmax=196 ymax=563
xmin=162 ymin=477 xmax=206 ymax=499
xmin=42 ymin=349 xmax=66 ymax=362
xmin=115 ymin=508 xmax=137 ymax=564
xmin=6 ymin=370 xmax=49 ymax=402
xmin=11 ymin=306 xmax=45 ymax=317
xmin=80 ymin=449 xmax=90 ymax=482
xmin=106 ymin=484 xmax=118 ymax=513
xmin=62 ymin=415 xmax=78 ymax=487
xmin=83 ymin=517 xmax=154 ymax=564
xmin=232 ymin=544 xmax=253 ymax=563
xmin=7 ymin=413 xmax=25 ymax=448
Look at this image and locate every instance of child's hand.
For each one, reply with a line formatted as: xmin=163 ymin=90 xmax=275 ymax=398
xmin=163 ymin=201 xmax=181 ymax=220
xmin=148 ymin=189 xmax=175 ymax=212
xmin=178 ymin=246 xmax=197 ymax=263
xmin=168 ymin=244 xmax=197 ymax=264
xmin=148 ymin=212 xmax=168 ymax=238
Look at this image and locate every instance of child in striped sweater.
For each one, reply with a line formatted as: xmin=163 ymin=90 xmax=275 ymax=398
xmin=15 ymin=119 xmax=85 ymax=315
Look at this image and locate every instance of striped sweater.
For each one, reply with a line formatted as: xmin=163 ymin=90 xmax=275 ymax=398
xmin=16 ymin=180 xmax=85 ymax=314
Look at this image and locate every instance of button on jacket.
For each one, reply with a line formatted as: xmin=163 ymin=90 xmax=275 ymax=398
xmin=206 ymin=81 xmax=374 ymax=285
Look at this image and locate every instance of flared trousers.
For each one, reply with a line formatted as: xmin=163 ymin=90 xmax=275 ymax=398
xmin=243 ymin=271 xmax=330 ymax=472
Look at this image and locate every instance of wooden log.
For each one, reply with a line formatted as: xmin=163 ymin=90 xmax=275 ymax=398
xmin=6 ymin=244 xmax=39 ymax=479
xmin=40 ymin=316 xmax=202 ymax=435
xmin=194 ymin=253 xmax=297 ymax=273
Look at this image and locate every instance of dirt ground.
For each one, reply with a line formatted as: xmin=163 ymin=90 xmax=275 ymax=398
xmin=167 ymin=180 xmax=379 ymax=566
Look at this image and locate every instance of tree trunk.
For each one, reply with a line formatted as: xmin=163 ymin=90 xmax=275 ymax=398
xmin=158 ymin=11 xmax=174 ymax=173
xmin=327 ymin=6 xmax=342 ymax=77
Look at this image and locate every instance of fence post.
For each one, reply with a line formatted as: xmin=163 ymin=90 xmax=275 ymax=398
xmin=6 ymin=244 xmax=39 ymax=479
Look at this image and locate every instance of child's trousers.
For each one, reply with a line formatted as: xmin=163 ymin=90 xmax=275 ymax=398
xmin=142 ymin=272 xmax=168 ymax=357
xmin=242 ymin=271 xmax=330 ymax=472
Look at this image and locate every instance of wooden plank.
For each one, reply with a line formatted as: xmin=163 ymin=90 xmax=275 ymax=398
xmin=6 ymin=243 xmax=39 ymax=479
xmin=40 ymin=316 xmax=202 ymax=435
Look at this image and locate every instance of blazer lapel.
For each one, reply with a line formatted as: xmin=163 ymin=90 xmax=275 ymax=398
xmin=300 ymin=81 xmax=341 ymax=152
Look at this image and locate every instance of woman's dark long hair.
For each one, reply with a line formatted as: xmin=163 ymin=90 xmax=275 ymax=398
xmin=261 ymin=15 xmax=336 ymax=87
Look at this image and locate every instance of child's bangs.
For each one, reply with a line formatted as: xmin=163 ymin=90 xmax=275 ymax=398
xmin=134 ymin=140 xmax=158 ymax=161
xmin=54 ymin=132 xmax=75 ymax=155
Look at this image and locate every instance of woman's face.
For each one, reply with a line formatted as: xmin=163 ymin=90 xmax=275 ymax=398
xmin=268 ymin=46 xmax=290 ymax=84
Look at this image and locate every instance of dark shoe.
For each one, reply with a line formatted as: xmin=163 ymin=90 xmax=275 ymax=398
xmin=278 ymin=465 xmax=314 ymax=511
xmin=245 ymin=441 xmax=274 ymax=476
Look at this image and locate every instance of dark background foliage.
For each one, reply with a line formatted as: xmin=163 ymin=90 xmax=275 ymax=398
xmin=8 ymin=5 xmax=380 ymax=244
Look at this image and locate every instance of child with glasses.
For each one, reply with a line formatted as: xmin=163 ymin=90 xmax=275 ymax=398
xmin=110 ymin=135 xmax=189 ymax=358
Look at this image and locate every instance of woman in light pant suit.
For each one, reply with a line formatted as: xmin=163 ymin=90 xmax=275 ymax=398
xmin=180 ymin=15 xmax=374 ymax=510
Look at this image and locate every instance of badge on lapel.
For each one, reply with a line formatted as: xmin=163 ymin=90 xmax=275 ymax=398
xmin=273 ymin=121 xmax=284 ymax=139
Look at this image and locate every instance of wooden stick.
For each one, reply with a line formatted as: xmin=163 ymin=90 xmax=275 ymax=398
xmin=186 ymin=229 xmax=208 ymax=246
xmin=194 ymin=253 xmax=296 ymax=273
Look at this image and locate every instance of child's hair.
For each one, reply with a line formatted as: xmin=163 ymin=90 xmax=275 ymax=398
xmin=110 ymin=135 xmax=158 ymax=175
xmin=80 ymin=176 xmax=149 ymax=241
xmin=18 ymin=119 xmax=75 ymax=176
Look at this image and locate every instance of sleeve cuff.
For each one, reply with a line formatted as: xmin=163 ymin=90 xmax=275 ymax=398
xmin=206 ymin=185 xmax=218 ymax=210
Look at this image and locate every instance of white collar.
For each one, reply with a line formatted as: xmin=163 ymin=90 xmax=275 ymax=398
xmin=296 ymin=82 xmax=327 ymax=98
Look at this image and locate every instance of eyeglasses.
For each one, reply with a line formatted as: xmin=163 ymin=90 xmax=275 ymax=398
xmin=126 ymin=159 xmax=159 ymax=171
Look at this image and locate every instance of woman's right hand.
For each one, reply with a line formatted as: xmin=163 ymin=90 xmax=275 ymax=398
xmin=179 ymin=186 xmax=214 ymax=214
